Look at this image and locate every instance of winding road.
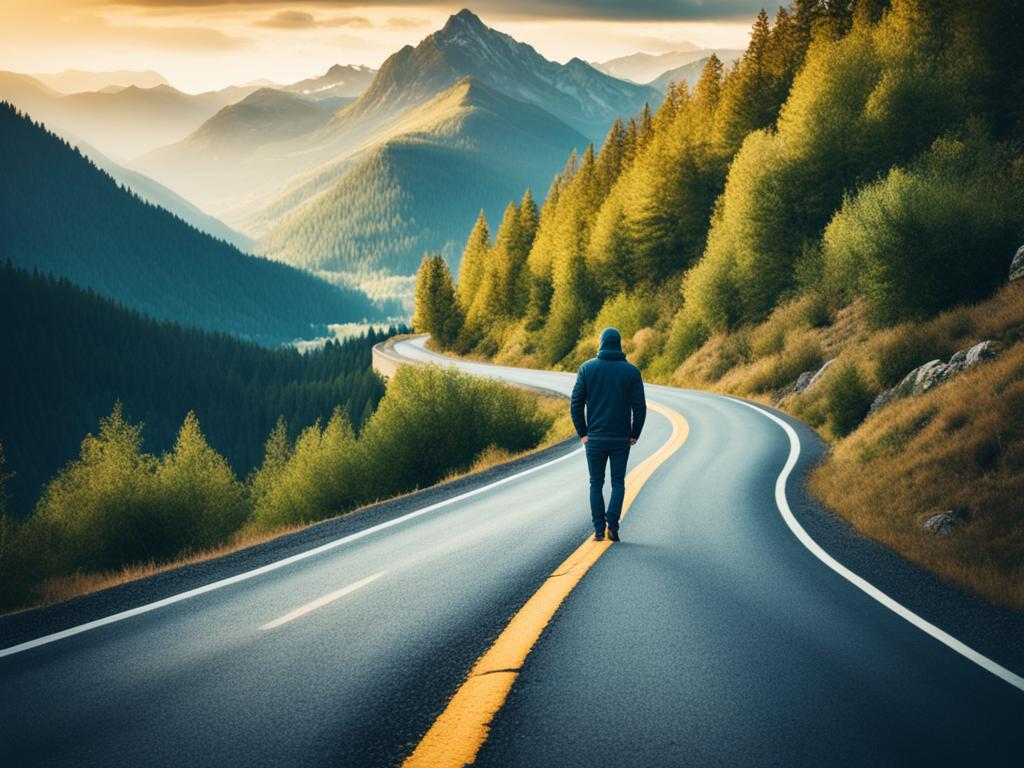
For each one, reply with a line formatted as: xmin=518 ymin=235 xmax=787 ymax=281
xmin=1 ymin=336 xmax=1021 ymax=767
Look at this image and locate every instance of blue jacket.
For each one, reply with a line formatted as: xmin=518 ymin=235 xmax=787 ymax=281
xmin=570 ymin=328 xmax=646 ymax=443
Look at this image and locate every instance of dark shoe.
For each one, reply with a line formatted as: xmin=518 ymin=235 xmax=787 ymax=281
xmin=607 ymin=530 xmax=621 ymax=542
xmin=593 ymin=532 xmax=605 ymax=542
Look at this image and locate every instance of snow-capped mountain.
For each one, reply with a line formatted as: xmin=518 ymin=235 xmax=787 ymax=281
xmin=282 ymin=64 xmax=377 ymax=100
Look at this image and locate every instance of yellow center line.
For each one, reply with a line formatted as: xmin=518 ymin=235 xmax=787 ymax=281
xmin=402 ymin=400 xmax=690 ymax=768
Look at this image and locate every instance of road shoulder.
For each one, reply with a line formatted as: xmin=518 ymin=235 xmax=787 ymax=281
xmin=758 ymin=399 xmax=1024 ymax=682
xmin=0 ymin=437 xmax=578 ymax=650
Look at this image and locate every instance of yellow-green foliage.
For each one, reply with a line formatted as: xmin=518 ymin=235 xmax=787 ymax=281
xmin=413 ymin=253 xmax=463 ymax=348
xmin=358 ymin=364 xmax=553 ymax=500
xmin=822 ymin=134 xmax=1024 ymax=325
xmin=249 ymin=364 xmax=553 ymax=531
xmin=157 ymin=412 xmax=248 ymax=548
xmin=251 ymin=408 xmax=359 ymax=531
xmin=2 ymin=368 xmax=556 ymax=611
xmin=28 ymin=405 xmax=244 ymax=574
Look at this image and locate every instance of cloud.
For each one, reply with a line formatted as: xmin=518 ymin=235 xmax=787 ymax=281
xmin=66 ymin=14 xmax=254 ymax=53
xmin=386 ymin=17 xmax=431 ymax=29
xmin=254 ymin=10 xmax=372 ymax=29
xmin=107 ymin=2 xmax=783 ymax=23
xmin=254 ymin=10 xmax=316 ymax=28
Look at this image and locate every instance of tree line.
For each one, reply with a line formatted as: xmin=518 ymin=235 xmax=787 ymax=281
xmin=0 ymin=361 xmax=554 ymax=611
xmin=0 ymin=262 xmax=398 ymax=516
xmin=414 ymin=0 xmax=1024 ymax=395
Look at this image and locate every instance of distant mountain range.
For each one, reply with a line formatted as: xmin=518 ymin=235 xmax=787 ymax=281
xmin=4 ymin=12 xmax=676 ymax=300
xmin=281 ymin=64 xmax=377 ymax=99
xmin=133 ymin=9 xmax=657 ymax=285
xmin=134 ymin=88 xmax=344 ymax=212
xmin=0 ymin=102 xmax=388 ymax=344
xmin=0 ymin=71 xmax=243 ymax=160
xmin=594 ymin=48 xmax=743 ymax=85
xmin=647 ymin=57 xmax=719 ymax=93
xmin=32 ymin=69 xmax=170 ymax=94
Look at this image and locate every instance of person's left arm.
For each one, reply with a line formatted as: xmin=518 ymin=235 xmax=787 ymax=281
xmin=630 ymin=369 xmax=647 ymax=443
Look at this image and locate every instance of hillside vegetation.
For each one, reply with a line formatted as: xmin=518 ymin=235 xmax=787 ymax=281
xmin=0 ymin=103 xmax=390 ymax=344
xmin=0 ymin=361 xmax=562 ymax=613
xmin=0 ymin=263 xmax=396 ymax=517
xmin=257 ymin=78 xmax=585 ymax=276
xmin=415 ymin=0 xmax=1024 ymax=608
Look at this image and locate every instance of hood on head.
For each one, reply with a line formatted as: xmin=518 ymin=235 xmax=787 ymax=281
xmin=599 ymin=327 xmax=622 ymax=351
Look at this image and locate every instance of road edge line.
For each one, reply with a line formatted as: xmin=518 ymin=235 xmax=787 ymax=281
xmin=729 ymin=397 xmax=1024 ymax=693
xmin=0 ymin=448 xmax=583 ymax=659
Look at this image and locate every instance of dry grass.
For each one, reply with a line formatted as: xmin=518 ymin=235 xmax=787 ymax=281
xmin=5 ymin=520 xmax=311 ymax=617
xmin=811 ymin=341 xmax=1024 ymax=609
xmin=663 ymin=283 xmax=1024 ymax=608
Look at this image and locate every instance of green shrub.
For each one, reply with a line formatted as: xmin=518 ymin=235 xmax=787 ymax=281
xmin=33 ymin=404 xmax=164 ymax=572
xmin=32 ymin=405 xmax=247 ymax=573
xmin=872 ymin=326 xmax=946 ymax=388
xmin=823 ymin=135 xmax=1024 ymax=326
xmin=156 ymin=412 xmax=248 ymax=549
xmin=251 ymin=408 xmax=360 ymax=530
xmin=593 ymin=292 xmax=660 ymax=342
xmin=359 ymin=365 xmax=552 ymax=498
xmin=825 ymin=363 xmax=876 ymax=436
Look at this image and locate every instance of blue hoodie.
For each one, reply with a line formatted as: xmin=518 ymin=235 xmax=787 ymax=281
xmin=570 ymin=328 xmax=647 ymax=443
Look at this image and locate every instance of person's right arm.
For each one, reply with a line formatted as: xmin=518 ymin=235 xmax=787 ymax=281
xmin=570 ymin=367 xmax=588 ymax=442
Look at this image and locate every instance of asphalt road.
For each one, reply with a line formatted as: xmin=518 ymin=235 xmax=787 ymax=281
xmin=2 ymin=336 xmax=1022 ymax=767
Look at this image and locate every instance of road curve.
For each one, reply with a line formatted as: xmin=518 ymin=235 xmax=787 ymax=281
xmin=1 ymin=337 xmax=1021 ymax=767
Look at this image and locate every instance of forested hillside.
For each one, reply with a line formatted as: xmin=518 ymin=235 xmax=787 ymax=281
xmin=257 ymin=77 xmax=587 ymax=275
xmin=0 ymin=103 xmax=390 ymax=344
xmin=0 ymin=263 xmax=396 ymax=516
xmin=414 ymin=0 xmax=1024 ymax=606
xmin=420 ymin=0 xmax=1022 ymax=373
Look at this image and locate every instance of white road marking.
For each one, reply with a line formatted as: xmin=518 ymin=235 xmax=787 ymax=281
xmin=730 ymin=397 xmax=1024 ymax=693
xmin=0 ymin=447 xmax=583 ymax=659
xmin=261 ymin=572 xmax=384 ymax=630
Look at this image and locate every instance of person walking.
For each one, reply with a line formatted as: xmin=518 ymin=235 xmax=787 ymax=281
xmin=570 ymin=327 xmax=646 ymax=542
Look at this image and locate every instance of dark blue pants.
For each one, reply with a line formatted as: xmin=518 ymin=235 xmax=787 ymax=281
xmin=585 ymin=440 xmax=630 ymax=534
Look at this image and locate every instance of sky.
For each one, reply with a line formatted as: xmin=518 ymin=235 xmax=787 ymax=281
xmin=1 ymin=1 xmax=781 ymax=93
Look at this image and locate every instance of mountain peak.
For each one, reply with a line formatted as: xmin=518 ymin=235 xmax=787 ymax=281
xmin=438 ymin=8 xmax=489 ymax=39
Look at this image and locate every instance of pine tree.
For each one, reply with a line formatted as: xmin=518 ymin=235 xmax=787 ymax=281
xmin=413 ymin=254 xmax=463 ymax=349
xmin=513 ymin=190 xmax=540 ymax=315
xmin=476 ymin=201 xmax=523 ymax=321
xmin=457 ymin=211 xmax=490 ymax=311
xmin=158 ymin=411 xmax=248 ymax=548
xmin=636 ymin=102 xmax=654 ymax=151
xmin=543 ymin=244 xmax=593 ymax=365
xmin=694 ymin=54 xmax=725 ymax=113
xmin=713 ymin=9 xmax=783 ymax=154
xmin=249 ymin=417 xmax=291 ymax=511
xmin=596 ymin=118 xmax=628 ymax=195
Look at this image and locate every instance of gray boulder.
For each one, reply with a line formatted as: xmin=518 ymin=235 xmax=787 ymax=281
xmin=869 ymin=341 xmax=998 ymax=415
xmin=775 ymin=358 xmax=836 ymax=403
xmin=795 ymin=358 xmax=836 ymax=395
xmin=922 ymin=510 xmax=957 ymax=536
xmin=947 ymin=340 xmax=998 ymax=374
xmin=1011 ymin=245 xmax=1024 ymax=282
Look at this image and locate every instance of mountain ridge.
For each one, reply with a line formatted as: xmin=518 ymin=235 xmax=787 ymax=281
xmin=0 ymin=102 xmax=387 ymax=344
xmin=255 ymin=75 xmax=588 ymax=276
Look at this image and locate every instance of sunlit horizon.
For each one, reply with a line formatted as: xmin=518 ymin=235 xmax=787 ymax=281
xmin=0 ymin=2 xmax=764 ymax=93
